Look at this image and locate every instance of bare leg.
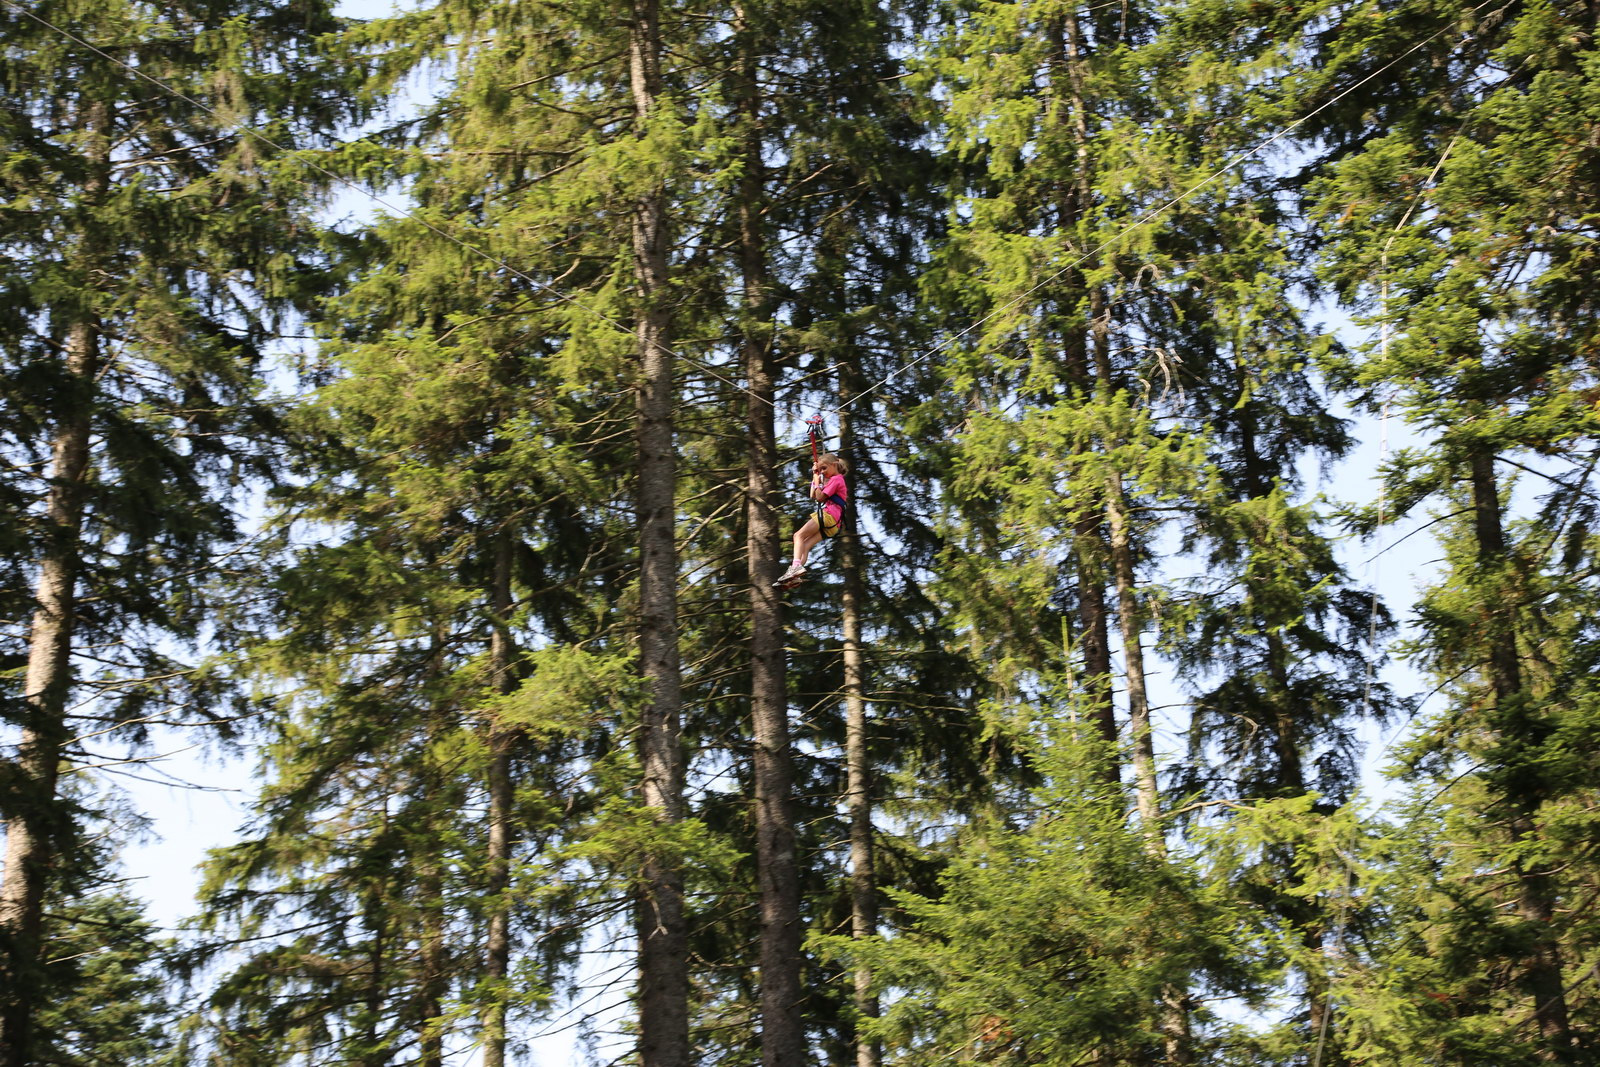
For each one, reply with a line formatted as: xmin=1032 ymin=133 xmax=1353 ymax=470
xmin=793 ymin=516 xmax=822 ymax=568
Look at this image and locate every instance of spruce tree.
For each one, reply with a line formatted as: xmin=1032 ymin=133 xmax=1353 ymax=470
xmin=629 ymin=1 xmax=692 ymax=1062
xmin=697 ymin=3 xmax=968 ymax=1060
xmin=193 ymin=1 xmax=728 ymax=1061
xmin=0 ymin=2 xmax=353 ymax=1061
xmin=913 ymin=0 xmax=1410 ymax=1058
xmin=35 ymin=852 xmax=175 ymax=1066
xmin=1297 ymin=0 xmax=1600 ymax=1057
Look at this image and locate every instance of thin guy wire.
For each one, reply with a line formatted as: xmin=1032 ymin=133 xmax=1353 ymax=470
xmin=0 ymin=0 xmax=773 ymax=408
xmin=1309 ymin=860 xmax=1355 ymax=1067
xmin=1334 ymin=134 xmax=1460 ymax=1067
xmin=1361 ymin=134 xmax=1459 ymax=719
xmin=834 ymin=0 xmax=1500 ymax=414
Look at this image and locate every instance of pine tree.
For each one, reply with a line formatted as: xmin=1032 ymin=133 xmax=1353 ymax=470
xmin=700 ymin=3 xmax=973 ymax=1061
xmin=629 ymin=1 xmax=693 ymax=1062
xmin=194 ymin=313 xmax=628 ymax=1061
xmin=192 ymin=1 xmax=730 ymax=1060
xmin=719 ymin=5 xmax=807 ymax=1061
xmin=0 ymin=2 xmax=354 ymax=1061
xmin=36 ymin=865 xmax=175 ymax=1065
xmin=1296 ymin=0 xmax=1600 ymax=1057
xmin=913 ymin=0 xmax=1424 ymax=1058
xmin=832 ymin=719 xmax=1251 ymax=1065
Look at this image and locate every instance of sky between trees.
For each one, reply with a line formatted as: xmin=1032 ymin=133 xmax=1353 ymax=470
xmin=2 ymin=0 xmax=1598 ymax=1064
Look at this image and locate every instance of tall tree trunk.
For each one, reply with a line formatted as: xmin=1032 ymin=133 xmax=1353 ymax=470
xmin=631 ymin=3 xmax=691 ymax=1062
xmin=1264 ymin=635 xmax=1307 ymax=796
xmin=1106 ymin=476 xmax=1191 ymax=1067
xmin=1470 ymin=450 xmax=1521 ymax=699
xmin=0 ymin=99 xmax=107 ymax=1067
xmin=419 ymin=632 xmax=450 ymax=1067
xmin=483 ymin=531 xmax=517 ymax=1067
xmin=735 ymin=7 xmax=806 ymax=1060
xmin=363 ymin=855 xmax=390 ymax=1067
xmin=1073 ymin=532 xmax=1116 ymax=771
xmin=418 ymin=826 xmax=447 ymax=1067
xmin=1086 ymin=132 xmax=1189 ymax=1058
xmin=837 ymin=373 xmax=880 ymax=1067
xmin=0 ymin=317 xmax=98 ymax=1067
xmin=1059 ymin=5 xmax=1180 ymax=1039
xmin=1052 ymin=7 xmax=1117 ymax=779
xmin=1104 ymin=478 xmax=1159 ymax=838
xmin=1470 ymin=449 xmax=1572 ymax=1061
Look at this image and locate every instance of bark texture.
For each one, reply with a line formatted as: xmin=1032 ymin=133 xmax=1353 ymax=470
xmin=0 ymin=100 xmax=108 ymax=1067
xmin=632 ymin=2 xmax=691 ymax=1063
xmin=1105 ymin=481 xmax=1157 ymax=836
xmin=837 ymin=380 xmax=881 ymax=1067
xmin=482 ymin=531 xmax=517 ymax=1067
xmin=734 ymin=8 xmax=806 ymax=1056
xmin=0 ymin=316 xmax=98 ymax=1067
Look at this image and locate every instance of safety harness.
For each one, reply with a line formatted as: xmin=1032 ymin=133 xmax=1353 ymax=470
xmin=806 ymin=415 xmax=848 ymax=539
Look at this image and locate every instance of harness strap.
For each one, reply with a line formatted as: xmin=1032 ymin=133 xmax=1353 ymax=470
xmin=806 ymin=415 xmax=830 ymax=504
xmin=806 ymin=414 xmax=846 ymax=512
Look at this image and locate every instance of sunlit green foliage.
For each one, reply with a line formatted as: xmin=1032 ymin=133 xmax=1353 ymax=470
xmin=3 ymin=0 xmax=1597 ymax=1063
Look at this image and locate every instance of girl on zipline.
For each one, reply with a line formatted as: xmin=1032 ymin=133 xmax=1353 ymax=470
xmin=775 ymin=452 xmax=848 ymax=587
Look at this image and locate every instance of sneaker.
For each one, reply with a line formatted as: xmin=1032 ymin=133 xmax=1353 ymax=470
xmin=773 ymin=564 xmax=805 ymax=587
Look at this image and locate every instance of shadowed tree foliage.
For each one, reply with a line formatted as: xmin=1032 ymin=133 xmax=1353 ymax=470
xmin=0 ymin=2 xmax=357 ymax=1062
xmin=5 ymin=0 xmax=1598 ymax=1063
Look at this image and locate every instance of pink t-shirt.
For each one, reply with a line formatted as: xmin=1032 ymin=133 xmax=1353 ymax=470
xmin=818 ymin=473 xmax=848 ymax=520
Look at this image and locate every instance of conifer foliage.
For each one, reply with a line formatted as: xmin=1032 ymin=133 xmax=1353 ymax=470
xmin=1 ymin=0 xmax=1598 ymax=1063
xmin=0 ymin=1 xmax=353 ymax=1061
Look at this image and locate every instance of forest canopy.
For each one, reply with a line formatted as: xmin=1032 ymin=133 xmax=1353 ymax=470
xmin=1 ymin=0 xmax=1598 ymax=1063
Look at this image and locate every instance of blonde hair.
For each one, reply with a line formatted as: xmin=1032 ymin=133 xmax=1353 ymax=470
xmin=819 ymin=453 xmax=849 ymax=476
